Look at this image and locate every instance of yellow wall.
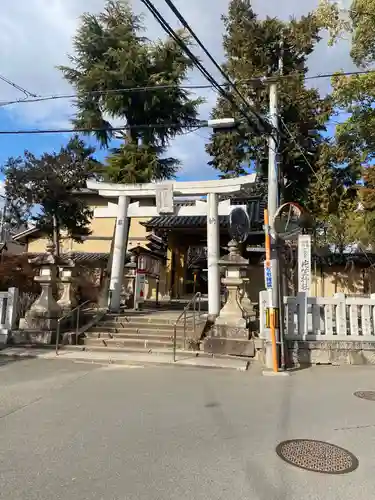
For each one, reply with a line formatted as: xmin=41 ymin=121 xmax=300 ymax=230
xmin=247 ymin=263 xmax=369 ymax=303
xmin=28 ymin=236 xmax=72 ymax=253
xmin=27 ymin=215 xmax=152 ymax=254
xmin=70 ymin=217 xmax=116 ymax=253
xmin=127 ymin=217 xmax=150 ymax=251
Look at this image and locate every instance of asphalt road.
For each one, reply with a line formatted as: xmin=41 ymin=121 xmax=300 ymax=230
xmin=0 ymin=358 xmax=375 ymax=499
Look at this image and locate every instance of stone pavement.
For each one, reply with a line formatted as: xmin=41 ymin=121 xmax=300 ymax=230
xmin=1 ymin=359 xmax=375 ymax=499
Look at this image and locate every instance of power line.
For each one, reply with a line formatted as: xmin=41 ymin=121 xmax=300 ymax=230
xmin=1 ymin=68 xmax=373 ymax=109
xmin=305 ymin=68 xmax=375 ymax=81
xmin=0 ymin=74 xmax=37 ymax=98
xmin=344 ymin=6 xmax=375 ymax=19
xmin=0 ymin=121 xmax=205 ymax=136
xmin=140 ymin=0 xmax=269 ymax=135
xmin=140 ymin=0 xmax=226 ymax=97
xmin=193 ymin=129 xmax=211 ymax=141
xmin=278 ymin=115 xmax=320 ymax=182
xmin=0 ymin=83 xmax=213 ymax=108
xmin=162 ymin=0 xmax=266 ymax=131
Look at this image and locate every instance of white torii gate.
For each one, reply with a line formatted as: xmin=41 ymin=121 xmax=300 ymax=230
xmin=86 ymin=174 xmax=256 ymax=316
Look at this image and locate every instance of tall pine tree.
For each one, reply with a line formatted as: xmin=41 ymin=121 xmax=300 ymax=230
xmin=206 ymin=0 xmax=333 ymax=205
xmin=59 ymin=0 xmax=202 ymax=183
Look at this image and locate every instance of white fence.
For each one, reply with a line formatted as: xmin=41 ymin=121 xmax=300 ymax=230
xmin=259 ymin=290 xmax=375 ymax=341
xmin=0 ymin=288 xmax=18 ymax=344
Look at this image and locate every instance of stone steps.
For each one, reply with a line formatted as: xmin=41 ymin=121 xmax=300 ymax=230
xmin=84 ymin=337 xmax=180 ymax=350
xmin=82 ymin=309 xmax=206 ymax=354
xmin=88 ymin=325 xmax=194 ymax=335
xmin=102 ymin=316 xmax=199 ymax=327
xmin=94 ymin=321 xmax=195 ymax=331
xmin=67 ymin=344 xmax=185 ymax=355
xmin=86 ymin=331 xmax=179 ymax=341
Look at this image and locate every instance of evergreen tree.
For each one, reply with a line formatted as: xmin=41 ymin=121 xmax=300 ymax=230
xmin=357 ymin=165 xmax=375 ymax=246
xmin=312 ymin=1 xmax=375 ymax=247
xmin=308 ymin=159 xmax=360 ymax=253
xmin=329 ymin=0 xmax=375 ymax=171
xmin=2 ymin=136 xmax=98 ymax=254
xmin=206 ymin=0 xmax=333 ymax=205
xmin=59 ymin=0 xmax=202 ymax=183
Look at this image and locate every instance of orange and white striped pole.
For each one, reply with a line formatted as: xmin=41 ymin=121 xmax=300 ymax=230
xmin=264 ymin=209 xmax=278 ymax=373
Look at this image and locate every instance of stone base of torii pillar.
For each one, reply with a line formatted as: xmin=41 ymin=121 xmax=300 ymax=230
xmin=204 ymin=240 xmax=255 ymax=357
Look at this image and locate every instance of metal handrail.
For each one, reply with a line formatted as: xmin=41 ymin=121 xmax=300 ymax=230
xmin=55 ymin=300 xmax=91 ymax=355
xmin=173 ymin=292 xmax=202 ymax=362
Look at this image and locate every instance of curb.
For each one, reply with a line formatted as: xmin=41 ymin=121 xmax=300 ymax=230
xmin=56 ymin=355 xmax=250 ymax=371
xmin=0 ymin=349 xmax=251 ymax=371
xmin=262 ymin=369 xmax=290 ymax=377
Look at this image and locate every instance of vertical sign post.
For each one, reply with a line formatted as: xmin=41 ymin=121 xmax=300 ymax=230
xmin=298 ymin=234 xmax=311 ymax=294
xmin=298 ymin=234 xmax=311 ymax=337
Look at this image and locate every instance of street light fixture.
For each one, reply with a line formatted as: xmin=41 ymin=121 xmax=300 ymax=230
xmin=206 ymin=118 xmax=238 ymax=130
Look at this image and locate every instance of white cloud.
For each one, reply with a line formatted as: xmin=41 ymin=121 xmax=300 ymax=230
xmin=0 ymin=0 xmax=357 ymax=175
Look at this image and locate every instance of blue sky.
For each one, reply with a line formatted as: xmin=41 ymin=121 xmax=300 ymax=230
xmin=0 ymin=0 xmax=355 ymax=189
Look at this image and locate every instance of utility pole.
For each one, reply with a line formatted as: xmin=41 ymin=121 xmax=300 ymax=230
xmin=266 ymin=80 xmax=280 ymax=370
xmin=265 ymin=34 xmax=284 ymax=370
xmin=277 ymin=34 xmax=286 ymax=370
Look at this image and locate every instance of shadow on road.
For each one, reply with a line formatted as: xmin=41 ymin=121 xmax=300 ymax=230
xmin=202 ymin=378 xmax=292 ymax=500
xmin=0 ymin=353 xmax=38 ymax=369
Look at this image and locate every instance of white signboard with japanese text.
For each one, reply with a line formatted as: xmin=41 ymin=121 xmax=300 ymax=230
xmin=298 ymin=234 xmax=311 ymax=295
xmin=156 ymin=183 xmax=174 ymax=214
xmin=135 ymin=269 xmax=146 ymax=309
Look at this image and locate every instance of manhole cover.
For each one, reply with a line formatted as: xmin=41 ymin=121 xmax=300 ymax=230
xmin=354 ymin=391 xmax=375 ymax=401
xmin=275 ymin=439 xmax=358 ymax=474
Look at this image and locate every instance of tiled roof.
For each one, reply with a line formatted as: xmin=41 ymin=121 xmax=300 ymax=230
xmin=143 ymin=198 xmax=266 ymax=230
xmin=143 ymin=215 xmax=229 ymax=229
xmin=71 ymin=252 xmax=109 ymax=263
xmin=26 ymin=252 xmax=109 ymax=263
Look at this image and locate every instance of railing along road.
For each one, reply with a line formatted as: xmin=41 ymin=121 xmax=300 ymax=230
xmin=173 ymin=292 xmax=202 ymax=362
xmin=55 ymin=300 xmax=97 ymax=355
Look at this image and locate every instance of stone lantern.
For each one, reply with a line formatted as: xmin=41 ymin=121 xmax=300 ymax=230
xmin=204 ymin=207 xmax=255 ymax=357
xmin=241 ymin=277 xmax=255 ymax=319
xmin=215 ymin=239 xmax=249 ymax=329
xmin=22 ymin=242 xmax=73 ymax=344
xmin=57 ymin=257 xmax=76 ymax=314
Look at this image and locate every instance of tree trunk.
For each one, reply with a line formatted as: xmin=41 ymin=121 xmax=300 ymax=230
xmin=52 ymin=214 xmax=60 ymax=257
